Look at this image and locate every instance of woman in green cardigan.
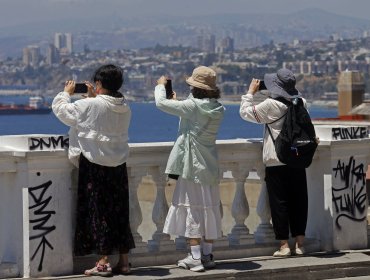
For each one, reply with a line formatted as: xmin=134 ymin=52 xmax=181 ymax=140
xmin=154 ymin=66 xmax=225 ymax=272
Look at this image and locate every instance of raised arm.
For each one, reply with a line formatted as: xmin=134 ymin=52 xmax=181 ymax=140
xmin=154 ymin=83 xmax=196 ymax=119
xmin=52 ymin=81 xmax=80 ymax=127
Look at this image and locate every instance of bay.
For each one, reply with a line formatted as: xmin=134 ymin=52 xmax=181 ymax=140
xmin=0 ymin=96 xmax=337 ymax=143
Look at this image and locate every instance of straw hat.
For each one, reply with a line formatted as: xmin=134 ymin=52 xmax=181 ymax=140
xmin=186 ymin=66 xmax=217 ymax=91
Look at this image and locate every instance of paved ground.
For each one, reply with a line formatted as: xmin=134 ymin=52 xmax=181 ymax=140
xmin=14 ymin=250 xmax=370 ymax=280
xmin=329 ymin=278 xmax=370 ymax=280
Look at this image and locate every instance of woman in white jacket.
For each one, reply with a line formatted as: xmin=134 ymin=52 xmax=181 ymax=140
xmin=239 ymin=68 xmax=309 ymax=258
xmin=52 ymin=64 xmax=135 ymax=276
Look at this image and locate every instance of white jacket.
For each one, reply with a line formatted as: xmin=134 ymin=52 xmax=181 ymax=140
xmin=52 ymin=92 xmax=131 ymax=167
xmin=240 ymin=93 xmax=290 ymax=167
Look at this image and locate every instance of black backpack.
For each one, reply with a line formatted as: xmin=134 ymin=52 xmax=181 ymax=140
xmin=266 ymin=97 xmax=318 ymax=168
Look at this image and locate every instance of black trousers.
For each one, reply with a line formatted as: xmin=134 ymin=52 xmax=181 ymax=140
xmin=265 ymin=165 xmax=308 ymax=240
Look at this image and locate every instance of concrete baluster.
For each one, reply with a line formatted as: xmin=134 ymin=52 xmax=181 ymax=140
xmin=147 ymin=166 xmax=174 ymax=252
xmin=214 ymin=196 xmax=232 ymax=248
xmin=127 ymin=167 xmax=147 ymax=253
xmin=228 ymin=165 xmax=254 ymax=246
xmin=254 ymin=165 xmax=275 ymax=243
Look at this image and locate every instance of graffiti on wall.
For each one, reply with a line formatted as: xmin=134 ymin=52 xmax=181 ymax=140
xmin=332 ymin=156 xmax=367 ymax=229
xmin=29 ymin=136 xmax=69 ymax=151
xmin=28 ymin=179 xmax=56 ymax=272
xmin=332 ymin=127 xmax=367 ymax=140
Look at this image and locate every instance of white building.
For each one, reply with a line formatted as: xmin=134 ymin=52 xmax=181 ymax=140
xmin=22 ymin=45 xmax=40 ymax=67
xmin=54 ymin=33 xmax=73 ymax=55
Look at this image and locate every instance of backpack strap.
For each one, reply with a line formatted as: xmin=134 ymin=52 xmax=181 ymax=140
xmin=265 ymin=97 xmax=291 ymax=143
xmin=265 ymin=124 xmax=276 ymax=143
xmin=274 ymin=96 xmax=292 ymax=106
xmin=266 ymin=97 xmax=291 ymax=125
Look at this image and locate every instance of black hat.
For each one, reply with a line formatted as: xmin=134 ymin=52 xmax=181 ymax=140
xmin=264 ymin=68 xmax=302 ymax=99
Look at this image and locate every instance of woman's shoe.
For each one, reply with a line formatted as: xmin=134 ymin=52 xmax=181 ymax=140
xmin=177 ymin=254 xmax=205 ymax=272
xmin=294 ymin=247 xmax=305 ymax=256
xmin=112 ymin=263 xmax=132 ymax=275
xmin=201 ymin=254 xmax=216 ymax=269
xmin=273 ymin=247 xmax=291 ymax=257
xmin=84 ymin=262 xmax=113 ymax=277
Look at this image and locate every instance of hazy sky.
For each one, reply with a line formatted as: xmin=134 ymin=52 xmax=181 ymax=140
xmin=1 ymin=0 xmax=369 ymax=28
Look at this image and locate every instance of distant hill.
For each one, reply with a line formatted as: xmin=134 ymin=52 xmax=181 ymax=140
xmin=1 ymin=8 xmax=370 ymax=58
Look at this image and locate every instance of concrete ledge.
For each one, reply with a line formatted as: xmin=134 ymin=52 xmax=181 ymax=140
xmin=6 ymin=252 xmax=370 ymax=279
xmin=0 ymin=263 xmax=19 ymax=279
xmin=55 ymin=251 xmax=370 ymax=280
xmin=73 ymin=238 xmax=320 ymax=274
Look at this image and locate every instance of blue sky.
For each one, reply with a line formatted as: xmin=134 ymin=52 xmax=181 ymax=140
xmin=0 ymin=0 xmax=369 ymax=28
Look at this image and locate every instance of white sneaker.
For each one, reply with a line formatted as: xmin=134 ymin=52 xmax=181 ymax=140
xmin=177 ymin=254 xmax=205 ymax=272
xmin=202 ymin=254 xmax=216 ymax=269
xmin=273 ymin=247 xmax=291 ymax=257
xmin=294 ymin=247 xmax=305 ymax=256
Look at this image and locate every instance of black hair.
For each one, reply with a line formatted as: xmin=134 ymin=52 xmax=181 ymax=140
xmin=191 ymin=86 xmax=221 ymax=99
xmin=92 ymin=64 xmax=123 ymax=96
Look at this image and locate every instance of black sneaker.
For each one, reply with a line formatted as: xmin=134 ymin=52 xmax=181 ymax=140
xmin=201 ymin=254 xmax=216 ymax=269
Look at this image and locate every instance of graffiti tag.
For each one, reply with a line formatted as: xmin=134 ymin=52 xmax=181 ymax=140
xmin=29 ymin=136 xmax=69 ymax=151
xmin=332 ymin=156 xmax=367 ymax=229
xmin=332 ymin=127 xmax=367 ymax=140
xmin=29 ymin=180 xmax=56 ymax=271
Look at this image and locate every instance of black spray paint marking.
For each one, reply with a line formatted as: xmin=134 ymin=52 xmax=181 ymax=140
xmin=332 ymin=127 xmax=367 ymax=140
xmin=332 ymin=156 xmax=367 ymax=229
xmin=29 ymin=136 xmax=69 ymax=151
xmin=29 ymin=181 xmax=56 ymax=272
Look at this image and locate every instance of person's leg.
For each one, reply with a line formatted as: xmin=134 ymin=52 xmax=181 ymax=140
xmin=295 ymin=235 xmax=305 ymax=248
xmin=189 ymin=238 xmax=201 ymax=259
xmin=265 ymin=166 xmax=291 ymax=256
xmin=288 ymin=167 xmax=308 ymax=254
xmin=201 ymin=238 xmax=216 ymax=269
xmin=75 ymin=156 xmax=113 ymax=276
xmin=168 ymin=179 xmax=219 ymax=271
xmin=202 ymin=239 xmax=213 ymax=256
xmin=178 ymin=238 xmax=204 ymax=272
xmin=113 ymin=249 xmax=131 ymax=275
xmin=110 ymin=163 xmax=135 ymax=274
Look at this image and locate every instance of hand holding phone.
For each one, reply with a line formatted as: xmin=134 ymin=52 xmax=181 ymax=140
xmin=165 ymin=79 xmax=174 ymax=99
xmin=74 ymin=83 xmax=88 ymax=93
xmin=259 ymin=80 xmax=267 ymax=91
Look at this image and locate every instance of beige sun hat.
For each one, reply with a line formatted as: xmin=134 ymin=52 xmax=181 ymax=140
xmin=186 ymin=66 xmax=217 ymax=91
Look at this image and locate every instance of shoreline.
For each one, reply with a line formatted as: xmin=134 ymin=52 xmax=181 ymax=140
xmin=0 ymin=94 xmax=339 ymax=109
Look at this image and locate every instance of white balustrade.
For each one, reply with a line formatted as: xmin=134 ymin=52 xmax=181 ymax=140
xmin=0 ymin=135 xmax=369 ymax=277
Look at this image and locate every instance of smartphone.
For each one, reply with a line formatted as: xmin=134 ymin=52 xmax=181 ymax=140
xmin=165 ymin=79 xmax=173 ymax=99
xmin=74 ymin=83 xmax=88 ymax=93
xmin=259 ymin=80 xmax=267 ymax=91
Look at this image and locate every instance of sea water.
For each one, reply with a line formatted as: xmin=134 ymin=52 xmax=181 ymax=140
xmin=0 ymin=96 xmax=337 ymax=143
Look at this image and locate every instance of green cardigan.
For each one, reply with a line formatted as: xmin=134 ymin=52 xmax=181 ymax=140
xmin=154 ymin=84 xmax=225 ymax=186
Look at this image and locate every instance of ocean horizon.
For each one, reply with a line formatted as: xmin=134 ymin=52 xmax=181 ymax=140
xmin=0 ymin=96 xmax=338 ymax=143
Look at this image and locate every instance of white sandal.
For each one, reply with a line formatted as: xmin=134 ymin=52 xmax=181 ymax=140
xmin=84 ymin=262 xmax=113 ymax=277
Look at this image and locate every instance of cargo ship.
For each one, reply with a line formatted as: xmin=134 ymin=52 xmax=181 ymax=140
xmin=0 ymin=96 xmax=51 ymax=115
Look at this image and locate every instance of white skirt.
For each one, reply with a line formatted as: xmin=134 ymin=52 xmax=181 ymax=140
xmin=163 ymin=178 xmax=222 ymax=240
